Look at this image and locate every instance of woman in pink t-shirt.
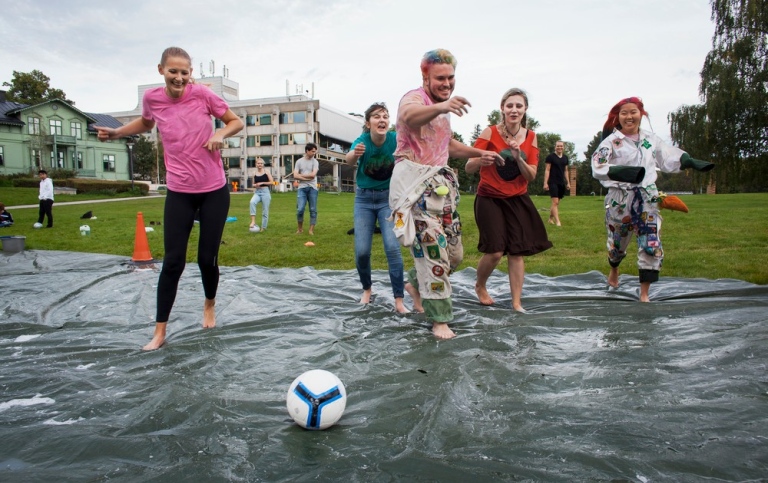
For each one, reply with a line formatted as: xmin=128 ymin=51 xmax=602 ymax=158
xmin=96 ymin=46 xmax=243 ymax=351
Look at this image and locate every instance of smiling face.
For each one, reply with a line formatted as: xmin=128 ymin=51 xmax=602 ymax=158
xmin=365 ymin=107 xmax=390 ymax=136
xmin=159 ymin=55 xmax=193 ymax=99
xmin=618 ymin=103 xmax=642 ymax=135
xmin=501 ymin=94 xmax=527 ymax=126
xmin=423 ymin=63 xmax=455 ymax=103
xmin=555 ymin=141 xmax=564 ymax=156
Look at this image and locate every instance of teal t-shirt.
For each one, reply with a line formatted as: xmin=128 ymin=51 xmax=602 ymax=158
xmin=352 ymin=131 xmax=397 ymax=190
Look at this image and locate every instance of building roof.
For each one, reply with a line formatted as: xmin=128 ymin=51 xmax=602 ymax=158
xmin=0 ymin=97 xmax=122 ymax=130
xmin=0 ymin=101 xmax=27 ymax=126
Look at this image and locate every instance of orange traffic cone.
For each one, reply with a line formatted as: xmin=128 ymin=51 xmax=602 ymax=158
xmin=132 ymin=212 xmax=153 ymax=262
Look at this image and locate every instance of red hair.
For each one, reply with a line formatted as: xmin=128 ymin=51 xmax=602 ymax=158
xmin=602 ymin=97 xmax=648 ymax=140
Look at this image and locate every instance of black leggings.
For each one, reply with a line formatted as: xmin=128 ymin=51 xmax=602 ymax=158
xmin=156 ymin=185 xmax=230 ymax=323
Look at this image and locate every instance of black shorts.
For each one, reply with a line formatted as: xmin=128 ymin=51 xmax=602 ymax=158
xmin=549 ymin=183 xmax=566 ymax=199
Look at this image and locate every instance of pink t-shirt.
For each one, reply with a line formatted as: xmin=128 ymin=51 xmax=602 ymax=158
xmin=394 ymin=87 xmax=451 ymax=167
xmin=142 ymin=83 xmax=230 ymax=193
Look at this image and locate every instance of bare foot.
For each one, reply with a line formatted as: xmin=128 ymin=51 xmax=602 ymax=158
xmin=639 ymin=295 xmax=650 ymax=303
xmin=296 ymin=229 xmax=303 ymax=234
xmin=405 ymin=283 xmax=424 ymax=313
xmin=607 ymin=268 xmax=620 ymax=288
xmin=639 ymin=282 xmax=650 ymax=303
xmin=360 ymin=289 xmax=372 ymax=304
xmin=394 ymin=297 xmax=411 ymax=314
xmin=556 ymin=222 xmax=562 ymax=227
xmin=548 ymin=218 xmax=555 ymax=225
xmin=143 ymin=323 xmax=167 ymax=351
xmin=308 ymin=227 xmax=315 ymax=235
xmin=432 ymin=322 xmax=456 ymax=340
xmin=512 ymin=304 xmax=527 ymax=313
xmin=203 ymin=298 xmax=216 ymax=329
xmin=475 ymin=285 xmax=494 ymax=305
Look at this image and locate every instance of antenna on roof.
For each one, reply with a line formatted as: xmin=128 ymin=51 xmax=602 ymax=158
xmin=209 ymin=60 xmax=215 ymax=76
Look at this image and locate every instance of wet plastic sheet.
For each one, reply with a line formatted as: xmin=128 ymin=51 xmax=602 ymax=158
xmin=1 ymin=250 xmax=767 ymax=482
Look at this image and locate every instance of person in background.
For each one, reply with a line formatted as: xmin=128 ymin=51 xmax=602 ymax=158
xmin=293 ymin=143 xmax=319 ymax=235
xmin=249 ymin=159 xmax=274 ymax=232
xmin=543 ymin=140 xmax=570 ymax=226
xmin=0 ymin=202 xmax=13 ymax=227
xmin=37 ymin=170 xmax=54 ymax=228
xmin=389 ymin=48 xmax=504 ymax=339
xmin=95 ymin=46 xmax=244 ymax=350
xmin=592 ymin=96 xmax=714 ymax=302
xmin=345 ymin=102 xmax=408 ymax=314
xmin=467 ymin=87 xmax=552 ymax=313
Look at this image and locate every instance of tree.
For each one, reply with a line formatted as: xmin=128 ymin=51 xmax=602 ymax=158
xmin=132 ymin=136 xmax=158 ymax=181
xmin=2 ymin=70 xmax=71 ymax=105
xmin=669 ymin=0 xmax=767 ymax=192
xmin=576 ymin=131 xmax=605 ymax=196
xmin=447 ymin=132 xmax=479 ymax=192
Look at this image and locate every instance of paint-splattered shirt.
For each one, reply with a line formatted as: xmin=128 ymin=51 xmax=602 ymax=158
xmin=394 ymin=87 xmax=451 ymax=167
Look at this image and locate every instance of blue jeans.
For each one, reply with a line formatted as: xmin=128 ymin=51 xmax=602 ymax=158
xmin=354 ymin=187 xmax=404 ymax=299
xmin=249 ymin=188 xmax=271 ymax=229
xmin=296 ymin=186 xmax=318 ymax=225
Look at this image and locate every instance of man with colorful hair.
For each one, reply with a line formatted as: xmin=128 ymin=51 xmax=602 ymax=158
xmin=389 ymin=49 xmax=503 ymax=339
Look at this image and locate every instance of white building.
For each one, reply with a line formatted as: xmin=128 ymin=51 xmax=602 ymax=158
xmin=107 ymin=76 xmax=364 ymax=192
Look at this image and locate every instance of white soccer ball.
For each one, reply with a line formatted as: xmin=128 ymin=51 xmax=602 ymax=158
xmin=249 ymin=225 xmax=261 ymax=233
xmin=286 ymin=369 xmax=346 ymax=430
xmin=33 ymin=222 xmax=43 ymax=229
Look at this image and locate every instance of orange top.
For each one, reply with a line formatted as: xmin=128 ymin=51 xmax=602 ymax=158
xmin=474 ymin=126 xmax=539 ymax=198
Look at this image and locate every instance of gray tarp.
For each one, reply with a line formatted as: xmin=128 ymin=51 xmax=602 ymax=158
xmin=1 ymin=250 xmax=767 ymax=482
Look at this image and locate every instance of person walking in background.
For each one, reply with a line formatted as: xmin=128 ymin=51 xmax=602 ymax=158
xmin=0 ymin=202 xmax=13 ymax=227
xmin=36 ymin=169 xmax=54 ymax=228
xmin=345 ymin=102 xmax=408 ymax=314
xmin=592 ymin=96 xmax=714 ymax=302
xmin=249 ymin=159 xmax=273 ymax=232
xmin=543 ymin=140 xmax=570 ymax=226
xmin=467 ymin=87 xmax=552 ymax=313
xmin=293 ymin=143 xmax=319 ymax=235
xmin=389 ymin=48 xmax=504 ymax=339
xmin=95 ymin=46 xmax=244 ymax=350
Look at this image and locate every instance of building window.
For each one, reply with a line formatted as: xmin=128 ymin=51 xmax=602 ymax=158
xmin=279 ymin=113 xmax=289 ymax=124
xmin=246 ymin=136 xmax=256 ymax=148
xmin=283 ymin=155 xmax=294 ymax=173
xmin=228 ymin=157 xmax=241 ymax=168
xmin=51 ymin=151 xmax=66 ymax=167
xmin=293 ymin=111 xmax=306 ymax=123
xmin=103 ymin=154 xmax=115 ymax=172
xmin=71 ymin=122 xmax=82 ymax=139
xmin=73 ymin=151 xmax=83 ymax=169
xmin=246 ymin=156 xmax=256 ymax=168
xmin=28 ymin=117 xmax=40 ymax=135
xmin=214 ymin=119 xmax=224 ymax=129
xmin=50 ymin=119 xmax=63 ymax=136
xmin=246 ymin=115 xmax=256 ymax=126
xmin=31 ymin=149 xmax=41 ymax=166
xmin=279 ymin=134 xmax=290 ymax=145
xmin=226 ymin=137 xmax=241 ymax=148
xmin=0 ymin=146 xmax=4 ymax=166
xmin=293 ymin=133 xmax=307 ymax=145
xmin=261 ymin=156 xmax=272 ymax=167
xmin=259 ymin=135 xmax=272 ymax=147
xmin=258 ymin=114 xmax=271 ymax=125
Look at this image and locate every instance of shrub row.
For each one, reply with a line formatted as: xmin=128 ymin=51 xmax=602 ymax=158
xmin=8 ymin=177 xmax=149 ymax=195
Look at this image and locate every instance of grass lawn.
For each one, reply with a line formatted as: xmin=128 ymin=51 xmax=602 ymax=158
xmin=3 ymin=189 xmax=767 ymax=284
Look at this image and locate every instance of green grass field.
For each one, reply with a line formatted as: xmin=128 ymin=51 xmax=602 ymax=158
xmin=3 ymin=188 xmax=767 ymax=284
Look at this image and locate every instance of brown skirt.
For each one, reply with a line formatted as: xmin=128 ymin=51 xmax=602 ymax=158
xmin=474 ymin=194 xmax=553 ymax=256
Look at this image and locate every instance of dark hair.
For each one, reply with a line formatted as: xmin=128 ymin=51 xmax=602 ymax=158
xmin=160 ymin=47 xmax=192 ymax=66
xmin=0 ymin=203 xmax=5 ymax=211
xmin=38 ymin=170 xmax=47 ymax=175
xmin=362 ymin=103 xmax=388 ymax=133
xmin=305 ymin=142 xmax=318 ymax=153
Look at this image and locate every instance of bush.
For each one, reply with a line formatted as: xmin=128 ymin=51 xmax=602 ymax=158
xmin=10 ymin=177 xmax=149 ymax=195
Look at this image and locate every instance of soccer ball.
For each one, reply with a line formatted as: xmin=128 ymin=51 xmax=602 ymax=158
xmin=249 ymin=225 xmax=261 ymax=233
xmin=33 ymin=222 xmax=43 ymax=229
xmin=286 ymin=369 xmax=346 ymax=430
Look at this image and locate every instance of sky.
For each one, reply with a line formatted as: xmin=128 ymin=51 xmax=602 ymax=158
xmin=0 ymin=0 xmax=715 ymax=160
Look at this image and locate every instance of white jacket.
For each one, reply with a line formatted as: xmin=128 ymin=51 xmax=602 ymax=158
xmin=388 ymin=159 xmax=444 ymax=247
xmin=592 ymin=129 xmax=685 ymax=189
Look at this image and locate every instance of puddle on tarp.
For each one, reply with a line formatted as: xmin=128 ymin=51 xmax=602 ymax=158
xmin=1 ymin=250 xmax=766 ymax=482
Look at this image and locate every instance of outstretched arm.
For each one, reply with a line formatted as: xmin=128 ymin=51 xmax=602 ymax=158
xmin=95 ymin=117 xmax=155 ymax=141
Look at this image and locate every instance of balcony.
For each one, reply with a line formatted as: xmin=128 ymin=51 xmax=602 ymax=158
xmin=47 ymin=134 xmax=77 ymax=145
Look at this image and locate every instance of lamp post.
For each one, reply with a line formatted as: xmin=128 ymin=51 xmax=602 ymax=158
xmin=125 ymin=138 xmax=135 ymax=192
